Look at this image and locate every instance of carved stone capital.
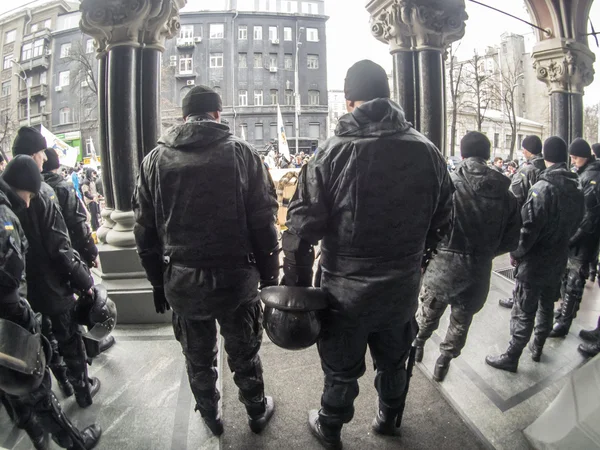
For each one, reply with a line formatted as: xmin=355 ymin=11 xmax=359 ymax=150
xmin=367 ymin=0 xmax=467 ymax=53
xmin=532 ymin=38 xmax=596 ymax=95
xmin=141 ymin=0 xmax=185 ymax=50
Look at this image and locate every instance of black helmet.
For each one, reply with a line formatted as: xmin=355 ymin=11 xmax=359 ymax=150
xmin=260 ymin=286 xmax=329 ymax=350
xmin=0 ymin=319 xmax=49 ymax=396
xmin=74 ymin=284 xmax=117 ymax=341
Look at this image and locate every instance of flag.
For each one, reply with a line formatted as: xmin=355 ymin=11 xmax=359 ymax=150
xmin=277 ymin=104 xmax=291 ymax=163
xmin=88 ymin=138 xmax=100 ymax=169
xmin=39 ymin=125 xmax=78 ymax=168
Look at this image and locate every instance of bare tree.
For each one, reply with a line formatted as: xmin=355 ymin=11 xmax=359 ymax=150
xmin=65 ymin=41 xmax=99 ymax=130
xmin=584 ymin=104 xmax=599 ymax=144
xmin=447 ymin=42 xmax=465 ymax=156
xmin=160 ymin=63 xmax=182 ymax=131
xmin=0 ymin=105 xmax=19 ymax=161
xmin=496 ymin=54 xmax=524 ymax=160
xmin=462 ymin=51 xmax=494 ymax=132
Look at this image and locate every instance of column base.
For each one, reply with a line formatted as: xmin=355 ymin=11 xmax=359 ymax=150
xmin=97 ymin=207 xmax=115 ymax=244
xmin=105 ymin=209 xmax=136 ymax=248
xmin=93 ymin=243 xmax=171 ymax=324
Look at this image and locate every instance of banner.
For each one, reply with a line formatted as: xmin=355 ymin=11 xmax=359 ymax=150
xmin=277 ymin=104 xmax=291 ymax=163
xmin=40 ymin=125 xmax=78 ymax=168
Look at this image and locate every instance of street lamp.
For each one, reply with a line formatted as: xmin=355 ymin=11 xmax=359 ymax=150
xmin=294 ymin=26 xmax=304 ymax=154
xmin=11 ymin=60 xmax=31 ymax=126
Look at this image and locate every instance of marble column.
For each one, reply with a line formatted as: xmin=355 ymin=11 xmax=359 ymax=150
xmin=367 ymin=0 xmax=467 ymax=153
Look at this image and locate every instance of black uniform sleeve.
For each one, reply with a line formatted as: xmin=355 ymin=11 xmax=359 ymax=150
xmin=133 ymin=151 xmax=164 ymax=287
xmin=509 ymin=169 xmax=529 ymax=207
xmin=425 ymin=153 xmax=453 ymax=253
xmin=496 ymin=191 xmax=522 ymax=256
xmin=511 ymin=187 xmax=547 ymax=260
xmin=570 ymin=178 xmax=600 ymax=246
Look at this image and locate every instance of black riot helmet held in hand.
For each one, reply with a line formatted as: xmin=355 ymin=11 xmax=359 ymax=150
xmin=74 ymin=284 xmax=117 ymax=341
xmin=260 ymin=286 xmax=329 ymax=350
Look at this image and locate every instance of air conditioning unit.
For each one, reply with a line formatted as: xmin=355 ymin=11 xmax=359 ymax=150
xmin=169 ymin=61 xmax=177 ymax=67
xmin=194 ymin=37 xmax=202 ymax=43
xmin=54 ymin=86 xmax=62 ymax=92
xmin=170 ymin=55 xmax=177 ymax=62
xmin=187 ymin=80 xmax=195 ymax=86
xmin=271 ymin=39 xmax=280 ymax=44
xmin=45 ymin=49 xmax=52 ymax=56
xmin=269 ymin=67 xmax=278 ymax=73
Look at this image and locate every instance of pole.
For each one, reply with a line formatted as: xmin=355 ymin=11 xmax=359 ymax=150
xmin=294 ymin=23 xmax=303 ymax=154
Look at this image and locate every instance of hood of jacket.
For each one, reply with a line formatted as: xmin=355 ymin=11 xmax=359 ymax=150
xmin=529 ymin=154 xmax=546 ymax=171
xmin=335 ymin=98 xmax=411 ymax=138
xmin=540 ymin=162 xmax=580 ymax=190
xmin=454 ymin=157 xmax=510 ymax=199
xmin=158 ymin=118 xmax=232 ymax=150
xmin=0 ymin=177 xmax=26 ymax=213
xmin=578 ymin=159 xmax=600 ymax=176
xmin=42 ymin=172 xmax=63 ymax=187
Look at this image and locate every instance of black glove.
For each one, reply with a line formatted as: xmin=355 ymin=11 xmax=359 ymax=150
xmin=153 ymin=286 xmax=170 ymax=314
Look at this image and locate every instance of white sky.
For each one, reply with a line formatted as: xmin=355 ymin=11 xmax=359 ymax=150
xmin=2 ymin=0 xmax=600 ymax=105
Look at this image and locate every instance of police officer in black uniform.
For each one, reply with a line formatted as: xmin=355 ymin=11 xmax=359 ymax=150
xmin=11 ymin=127 xmax=100 ymax=408
xmin=283 ymin=60 xmax=453 ymax=448
xmin=0 ymin=155 xmax=101 ymax=449
xmin=134 ymin=86 xmax=278 ymax=436
xmin=550 ymin=138 xmax=600 ymax=338
xmin=486 ymin=138 xmax=584 ymax=372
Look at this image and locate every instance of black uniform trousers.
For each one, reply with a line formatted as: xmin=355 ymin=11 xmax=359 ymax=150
xmin=172 ymin=300 xmax=264 ymax=416
xmin=316 ymin=312 xmax=416 ymax=427
xmin=509 ymin=279 xmax=560 ymax=351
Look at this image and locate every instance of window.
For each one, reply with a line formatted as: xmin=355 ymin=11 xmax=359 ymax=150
xmin=254 ymin=90 xmax=263 ymax=106
xmin=255 ymin=123 xmax=263 ymax=140
xmin=1 ymin=81 xmax=10 ymax=97
xmin=238 ymin=26 xmax=247 ymax=40
xmin=240 ymin=124 xmax=248 ymax=139
xmin=239 ymin=90 xmax=248 ymax=106
xmin=33 ymin=39 xmax=45 ymax=58
xmin=282 ymin=1 xmax=298 ymax=13
xmin=284 ymin=27 xmax=292 ymax=41
xmin=306 ymin=28 xmax=319 ymax=42
xmin=307 ymin=54 xmax=319 ymax=69
xmin=284 ymin=54 xmax=293 ymax=70
xmin=238 ymin=53 xmax=248 ymax=68
xmin=210 ymin=24 xmax=224 ymax=39
xmin=270 ymin=123 xmax=277 ymax=138
xmin=60 ymin=43 xmax=71 ymax=58
xmin=254 ymin=26 xmax=263 ymax=40
xmin=518 ymin=134 xmax=524 ymax=148
xmin=5 ymin=30 xmax=16 ymax=44
xmin=40 ymin=71 xmax=47 ymax=85
xmin=269 ymin=27 xmax=278 ymax=41
xmin=254 ymin=53 xmax=263 ymax=68
xmin=270 ymin=89 xmax=278 ymax=104
xmin=505 ymin=134 xmax=512 ymax=149
xmin=59 ymin=70 xmax=70 ymax=87
xmin=44 ymin=19 xmax=51 ymax=29
xmin=59 ymin=107 xmax=71 ymax=124
xmin=86 ymin=39 xmax=94 ymax=54
xmin=39 ymin=100 xmax=46 ymax=112
xmin=30 ymin=24 xmax=39 ymax=33
xmin=285 ymin=89 xmax=293 ymax=105
xmin=302 ymin=2 xmax=318 ymax=14
xmin=494 ymin=133 xmax=499 ymax=148
xmin=180 ymin=25 xmax=194 ymax=39
xmin=309 ymin=122 xmax=320 ymax=139
xmin=269 ymin=53 xmax=277 ymax=69
xmin=309 ymin=90 xmax=319 ymax=105
xmin=3 ymin=54 xmax=13 ymax=70
xmin=210 ymin=53 xmax=223 ymax=68
xmin=179 ymin=54 xmax=193 ymax=73
xmin=21 ymin=43 xmax=33 ymax=60
xmin=285 ymin=122 xmax=294 ymax=138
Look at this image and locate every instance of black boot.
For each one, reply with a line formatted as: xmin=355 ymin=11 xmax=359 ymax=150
xmin=372 ymin=404 xmax=402 ymax=436
xmin=72 ymin=377 xmax=101 ymax=408
xmin=578 ymin=340 xmax=600 ymax=358
xmin=485 ymin=348 xmax=521 ymax=373
xmin=23 ymin=415 xmax=49 ymax=450
xmin=579 ymin=317 xmax=600 ymax=342
xmin=433 ymin=355 xmax=452 ymax=382
xmin=246 ymin=396 xmax=274 ymax=434
xmin=498 ymin=298 xmax=514 ymax=309
xmin=50 ymin=364 xmax=74 ymax=398
xmin=528 ymin=338 xmax=544 ymax=362
xmin=414 ymin=338 xmax=425 ymax=363
xmin=75 ymin=425 xmax=102 ymax=450
xmin=308 ymin=410 xmax=342 ymax=450
xmin=550 ymin=292 xmax=581 ymax=338
xmin=196 ymin=405 xmax=224 ymax=436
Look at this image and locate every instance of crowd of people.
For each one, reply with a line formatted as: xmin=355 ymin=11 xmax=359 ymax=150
xmin=1 ymin=58 xmax=600 ymax=450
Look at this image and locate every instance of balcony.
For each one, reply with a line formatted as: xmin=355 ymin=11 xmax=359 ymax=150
xmin=175 ymin=71 xmax=197 ymax=79
xmin=18 ymin=83 xmax=48 ymax=102
xmin=176 ymin=38 xmax=195 ymax=49
xmin=21 ymin=29 xmax=51 ymax=43
xmin=20 ymin=54 xmax=50 ymax=72
xmin=19 ymin=111 xmax=50 ymax=127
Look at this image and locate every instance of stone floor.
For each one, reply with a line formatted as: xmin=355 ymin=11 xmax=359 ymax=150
xmin=1 ymin=255 xmax=598 ymax=449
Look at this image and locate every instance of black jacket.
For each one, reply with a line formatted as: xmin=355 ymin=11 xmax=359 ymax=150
xmin=569 ymin=160 xmax=600 ymax=262
xmin=509 ymin=154 xmax=545 ymax=207
xmin=133 ymin=118 xmax=278 ymax=319
xmin=512 ymin=163 xmax=584 ymax=285
xmin=422 ymin=158 xmax=521 ymax=308
xmin=0 ymin=178 xmax=37 ymax=331
xmin=43 ymin=172 xmax=98 ymax=267
xmin=285 ymin=98 xmax=453 ymax=324
xmin=14 ymin=180 xmax=93 ymax=315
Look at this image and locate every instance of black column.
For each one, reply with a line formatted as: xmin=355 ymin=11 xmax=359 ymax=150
xmin=139 ymin=47 xmax=162 ymax=160
xmin=569 ymin=93 xmax=584 ymax=141
xmin=417 ymin=50 xmax=445 ymax=151
xmin=392 ymin=51 xmax=417 ymax=126
xmin=107 ymin=46 xmax=138 ymax=213
xmin=551 ymin=92 xmax=569 ymax=145
xmin=97 ymin=54 xmax=113 ymax=209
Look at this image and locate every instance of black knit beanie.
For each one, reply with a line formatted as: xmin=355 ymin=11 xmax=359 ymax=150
xmin=592 ymin=143 xmax=600 ymax=158
xmin=182 ymin=85 xmax=222 ymax=119
xmin=12 ymin=126 xmax=48 ymax=157
xmin=2 ymin=155 xmax=42 ymax=194
xmin=42 ymin=148 xmax=60 ymax=173
xmin=543 ymin=137 xmax=568 ymax=163
xmin=344 ymin=60 xmax=390 ymax=102
xmin=460 ymin=131 xmax=491 ymax=160
xmin=569 ymin=138 xmax=592 ymax=158
xmin=522 ymin=135 xmax=542 ymax=155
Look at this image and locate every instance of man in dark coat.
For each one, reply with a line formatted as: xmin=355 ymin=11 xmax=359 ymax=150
xmin=486 ymin=137 xmax=584 ymax=372
xmin=550 ymin=138 xmax=600 ymax=337
xmin=586 ymin=143 xmax=600 ymax=283
xmin=11 ymin=127 xmax=100 ymax=409
xmin=282 ymin=60 xmax=453 ymax=448
xmin=0 ymin=155 xmax=101 ymax=450
xmin=415 ymin=132 xmax=521 ymax=382
xmin=134 ymin=85 xmax=278 ymax=436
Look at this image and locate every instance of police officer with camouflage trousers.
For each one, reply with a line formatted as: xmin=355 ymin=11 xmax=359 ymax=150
xmin=549 ymin=138 xmax=600 ymax=337
xmin=11 ymin=127 xmax=100 ymax=409
xmin=0 ymin=155 xmax=101 ymax=449
xmin=499 ymin=135 xmax=546 ymax=309
xmin=134 ymin=86 xmax=278 ymax=436
xmin=486 ymin=137 xmax=584 ymax=372
xmin=283 ymin=60 xmax=453 ymax=448
xmin=415 ymin=132 xmax=521 ymax=382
